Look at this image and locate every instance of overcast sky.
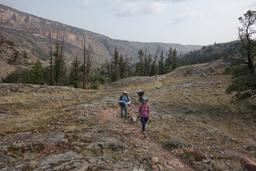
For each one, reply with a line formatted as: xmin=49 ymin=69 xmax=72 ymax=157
xmin=1 ymin=0 xmax=256 ymax=45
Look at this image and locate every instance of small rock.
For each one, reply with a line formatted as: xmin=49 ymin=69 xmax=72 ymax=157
xmin=87 ymin=137 xmax=126 ymax=151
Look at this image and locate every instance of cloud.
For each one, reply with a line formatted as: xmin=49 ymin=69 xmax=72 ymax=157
xmin=111 ymin=0 xmax=172 ymax=17
xmin=169 ymin=8 xmax=203 ymax=26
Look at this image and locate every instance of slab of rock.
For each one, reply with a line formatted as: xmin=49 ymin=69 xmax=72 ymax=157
xmin=87 ymin=137 xmax=126 ymax=151
xmin=3 ymin=132 xmax=68 ymax=153
xmin=36 ymin=151 xmax=82 ymax=170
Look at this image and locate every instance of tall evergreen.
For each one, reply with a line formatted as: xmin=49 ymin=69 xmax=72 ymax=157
xmin=172 ymin=48 xmax=177 ymax=70
xmin=31 ymin=59 xmax=43 ymax=84
xmin=70 ymin=56 xmax=80 ymax=88
xmin=158 ymin=50 xmax=165 ymax=75
xmin=135 ymin=49 xmax=144 ymax=76
xmin=150 ymin=50 xmax=159 ymax=76
xmin=144 ymin=54 xmax=152 ymax=76
xmin=48 ymin=32 xmax=54 ymax=85
xmin=119 ymin=55 xmax=126 ymax=79
xmin=165 ymin=47 xmax=173 ymax=73
xmin=111 ymin=48 xmax=120 ymax=82
xmin=53 ymin=34 xmax=66 ymax=85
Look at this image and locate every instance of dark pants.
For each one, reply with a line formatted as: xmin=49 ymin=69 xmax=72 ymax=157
xmin=120 ymin=104 xmax=127 ymax=119
xmin=140 ymin=117 xmax=148 ymax=132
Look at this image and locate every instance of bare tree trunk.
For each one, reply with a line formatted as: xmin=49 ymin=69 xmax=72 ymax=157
xmin=246 ymin=36 xmax=255 ymax=74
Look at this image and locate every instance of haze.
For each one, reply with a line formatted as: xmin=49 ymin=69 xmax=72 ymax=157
xmin=1 ymin=0 xmax=256 ymax=45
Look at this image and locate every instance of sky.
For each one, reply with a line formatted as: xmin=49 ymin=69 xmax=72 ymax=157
xmin=1 ymin=0 xmax=256 ymax=45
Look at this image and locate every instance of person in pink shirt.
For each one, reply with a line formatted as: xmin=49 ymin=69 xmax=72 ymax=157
xmin=139 ymin=96 xmax=150 ymax=134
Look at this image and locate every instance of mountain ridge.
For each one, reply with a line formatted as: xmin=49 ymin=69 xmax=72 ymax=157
xmin=0 ymin=4 xmax=202 ymax=64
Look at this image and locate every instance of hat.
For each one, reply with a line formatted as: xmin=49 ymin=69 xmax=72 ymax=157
xmin=138 ymin=89 xmax=143 ymax=93
xmin=123 ymin=91 xmax=128 ymax=94
xmin=142 ymin=96 xmax=148 ymax=101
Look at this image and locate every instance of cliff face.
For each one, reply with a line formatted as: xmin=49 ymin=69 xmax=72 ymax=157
xmin=0 ymin=4 xmax=201 ymax=64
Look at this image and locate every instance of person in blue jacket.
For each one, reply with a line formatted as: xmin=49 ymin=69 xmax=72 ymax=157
xmin=118 ymin=91 xmax=131 ymax=122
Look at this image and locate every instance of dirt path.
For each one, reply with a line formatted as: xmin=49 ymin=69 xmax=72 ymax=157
xmin=97 ymin=105 xmax=193 ymax=171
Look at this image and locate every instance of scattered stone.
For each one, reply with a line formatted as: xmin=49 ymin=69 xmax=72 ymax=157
xmin=87 ymin=137 xmax=126 ymax=151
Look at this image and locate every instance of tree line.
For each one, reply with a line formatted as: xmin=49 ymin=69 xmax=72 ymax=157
xmin=106 ymin=47 xmax=177 ymax=82
xmin=4 ymin=32 xmax=177 ymax=88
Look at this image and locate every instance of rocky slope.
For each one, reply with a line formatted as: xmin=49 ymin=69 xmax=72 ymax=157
xmin=0 ymin=39 xmax=46 ymax=81
xmin=0 ymin=4 xmax=201 ymax=64
xmin=0 ymin=60 xmax=255 ymax=170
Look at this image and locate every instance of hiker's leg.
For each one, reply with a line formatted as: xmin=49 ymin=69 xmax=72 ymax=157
xmin=144 ymin=117 xmax=149 ymax=131
xmin=140 ymin=118 xmax=146 ymax=132
xmin=120 ymin=105 xmax=124 ymax=119
xmin=124 ymin=105 xmax=128 ymax=120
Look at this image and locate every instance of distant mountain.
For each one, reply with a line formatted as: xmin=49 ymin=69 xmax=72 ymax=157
xmin=0 ymin=4 xmax=201 ymax=66
xmin=178 ymin=41 xmax=240 ymax=66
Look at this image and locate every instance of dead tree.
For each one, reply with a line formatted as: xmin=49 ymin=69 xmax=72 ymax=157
xmin=239 ymin=10 xmax=256 ymax=74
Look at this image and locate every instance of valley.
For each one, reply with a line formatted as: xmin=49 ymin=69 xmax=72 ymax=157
xmin=0 ymin=60 xmax=255 ymax=170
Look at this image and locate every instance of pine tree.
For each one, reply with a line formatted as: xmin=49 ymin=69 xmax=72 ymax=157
xmin=31 ymin=59 xmax=43 ymax=84
xmin=70 ymin=56 xmax=80 ymax=88
xmin=111 ymin=48 xmax=120 ymax=82
xmin=48 ymin=32 xmax=54 ymax=85
xmin=165 ymin=47 xmax=173 ymax=73
xmin=119 ymin=55 xmax=126 ymax=79
xmin=150 ymin=49 xmax=160 ymax=76
xmin=53 ymin=34 xmax=66 ymax=85
xmin=144 ymin=54 xmax=152 ymax=76
xmin=158 ymin=50 xmax=165 ymax=75
xmin=53 ymin=35 xmax=60 ymax=84
xmin=135 ymin=49 xmax=144 ymax=76
xmin=172 ymin=48 xmax=177 ymax=70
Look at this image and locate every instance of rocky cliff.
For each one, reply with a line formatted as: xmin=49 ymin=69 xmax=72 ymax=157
xmin=0 ymin=4 xmax=201 ymax=65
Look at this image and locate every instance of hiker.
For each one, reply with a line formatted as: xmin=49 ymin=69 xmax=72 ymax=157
xmin=138 ymin=90 xmax=144 ymax=103
xmin=118 ymin=91 xmax=131 ymax=121
xmin=139 ymin=96 xmax=150 ymax=134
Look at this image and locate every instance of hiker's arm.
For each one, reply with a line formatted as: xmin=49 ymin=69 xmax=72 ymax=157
xmin=138 ymin=105 xmax=141 ymax=116
xmin=127 ymin=97 xmax=131 ymax=104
